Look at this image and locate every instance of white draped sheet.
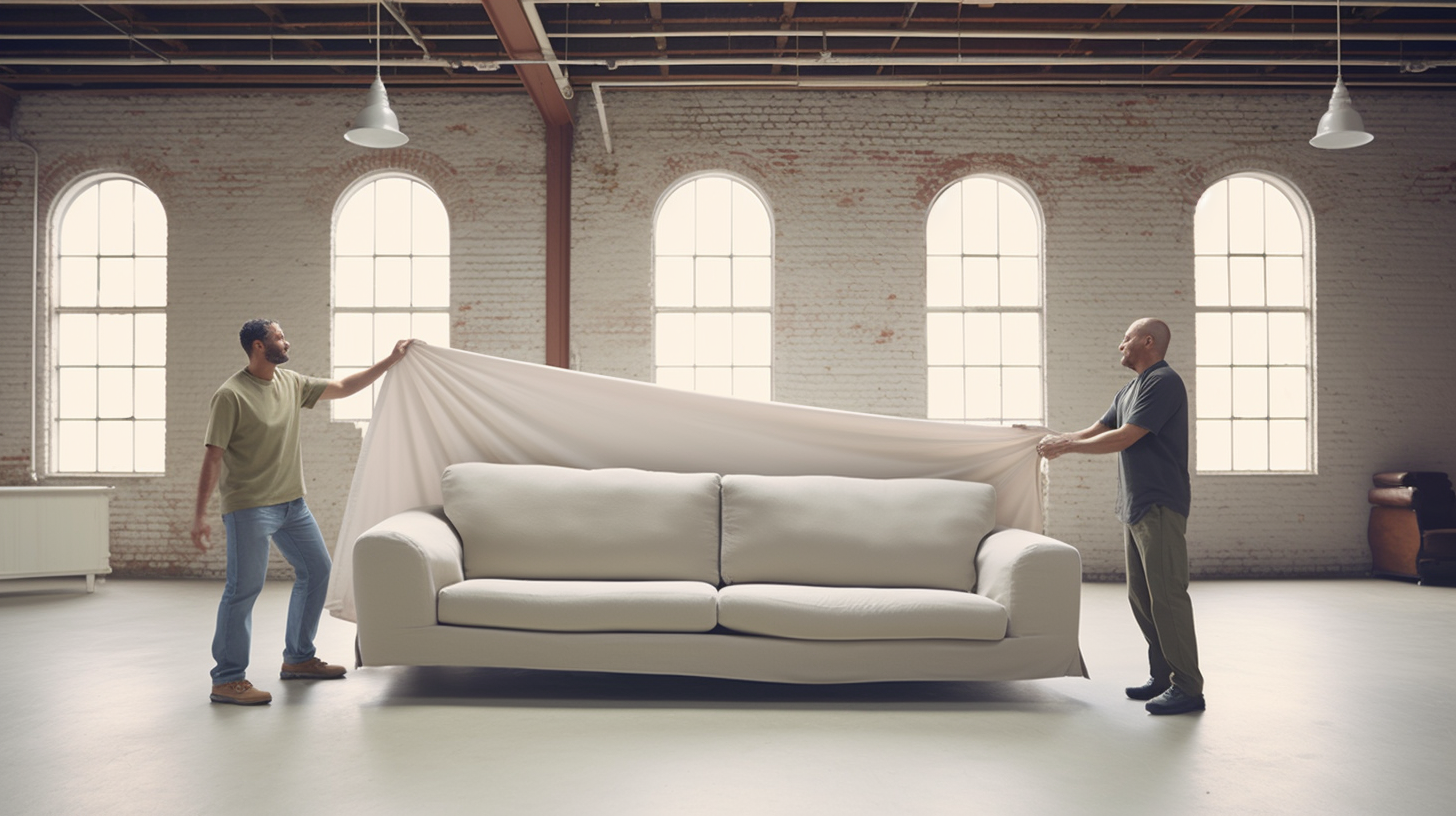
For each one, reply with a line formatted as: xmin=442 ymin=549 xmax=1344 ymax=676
xmin=324 ymin=344 xmax=1048 ymax=621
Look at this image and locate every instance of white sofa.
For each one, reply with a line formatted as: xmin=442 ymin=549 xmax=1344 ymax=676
xmin=352 ymin=462 xmax=1087 ymax=684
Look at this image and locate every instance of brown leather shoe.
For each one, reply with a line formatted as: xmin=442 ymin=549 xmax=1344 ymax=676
xmin=210 ymin=679 xmax=272 ymax=705
xmin=280 ymin=657 xmax=347 ymax=680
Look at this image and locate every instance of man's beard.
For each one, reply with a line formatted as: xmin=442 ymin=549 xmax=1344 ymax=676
xmin=265 ymin=348 xmax=289 ymax=364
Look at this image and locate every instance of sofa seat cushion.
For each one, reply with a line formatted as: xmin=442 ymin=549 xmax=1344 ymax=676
xmin=721 ymin=474 xmax=997 ymax=592
xmin=437 ymin=579 xmax=719 ymax=633
xmin=442 ymin=462 xmax=721 ymax=583
xmin=717 ymin=584 xmax=1008 ymax=641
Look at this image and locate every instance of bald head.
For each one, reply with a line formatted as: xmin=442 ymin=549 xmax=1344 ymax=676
xmin=1120 ymin=318 xmax=1171 ymax=373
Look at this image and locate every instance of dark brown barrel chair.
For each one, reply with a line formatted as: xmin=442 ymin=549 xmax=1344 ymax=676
xmin=1368 ymin=471 xmax=1456 ymax=586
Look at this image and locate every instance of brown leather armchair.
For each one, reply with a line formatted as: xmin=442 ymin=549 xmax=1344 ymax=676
xmin=1368 ymin=471 xmax=1456 ymax=586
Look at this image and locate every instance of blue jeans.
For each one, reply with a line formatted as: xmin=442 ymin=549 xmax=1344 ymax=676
xmin=210 ymin=498 xmax=332 ymax=684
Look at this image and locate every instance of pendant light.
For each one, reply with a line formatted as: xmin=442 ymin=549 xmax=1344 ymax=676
xmin=345 ymin=0 xmax=408 ymax=148
xmin=1310 ymin=0 xmax=1373 ymax=149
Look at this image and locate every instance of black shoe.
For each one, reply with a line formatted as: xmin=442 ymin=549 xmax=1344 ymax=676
xmin=1145 ymin=686 xmax=1206 ymax=716
xmin=1125 ymin=678 xmax=1172 ymax=701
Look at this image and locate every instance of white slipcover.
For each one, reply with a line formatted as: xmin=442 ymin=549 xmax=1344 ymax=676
xmin=717 ymin=584 xmax=1009 ymax=641
xmin=438 ymin=579 xmax=719 ymax=633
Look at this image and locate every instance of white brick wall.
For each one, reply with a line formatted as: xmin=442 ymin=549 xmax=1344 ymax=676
xmin=2 ymin=87 xmax=1453 ymax=581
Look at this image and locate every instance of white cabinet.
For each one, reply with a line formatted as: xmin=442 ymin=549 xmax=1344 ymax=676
xmin=0 ymin=487 xmax=114 ymax=592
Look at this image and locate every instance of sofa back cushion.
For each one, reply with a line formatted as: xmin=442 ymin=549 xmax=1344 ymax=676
xmin=442 ymin=462 xmax=721 ymax=583
xmin=720 ymin=474 xmax=996 ymax=592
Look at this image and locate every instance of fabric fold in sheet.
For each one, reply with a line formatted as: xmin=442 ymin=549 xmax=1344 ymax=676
xmin=325 ymin=343 xmax=1047 ymax=621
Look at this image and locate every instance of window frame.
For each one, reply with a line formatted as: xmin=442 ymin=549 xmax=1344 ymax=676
xmin=329 ymin=171 xmax=451 ymax=424
xmin=1193 ymin=172 xmax=1317 ymax=475
xmin=925 ymin=174 xmax=1047 ymax=426
xmin=47 ymin=173 xmax=168 ymax=477
xmin=651 ymin=171 xmax=775 ymax=402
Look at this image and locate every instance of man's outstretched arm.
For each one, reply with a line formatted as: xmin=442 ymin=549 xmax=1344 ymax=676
xmin=1037 ymin=422 xmax=1148 ymax=460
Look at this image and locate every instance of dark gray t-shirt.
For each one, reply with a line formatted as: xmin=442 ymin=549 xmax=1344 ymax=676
xmin=1098 ymin=360 xmax=1191 ymax=524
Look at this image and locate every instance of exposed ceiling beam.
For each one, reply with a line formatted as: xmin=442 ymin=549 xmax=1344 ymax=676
xmin=480 ymin=0 xmax=574 ymax=125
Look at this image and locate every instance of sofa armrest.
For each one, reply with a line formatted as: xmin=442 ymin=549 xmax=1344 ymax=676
xmin=354 ymin=505 xmax=465 ymax=633
xmin=975 ymin=527 xmax=1083 ymax=639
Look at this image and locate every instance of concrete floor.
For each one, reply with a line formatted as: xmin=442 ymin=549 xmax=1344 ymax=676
xmin=2 ymin=576 xmax=1453 ymax=815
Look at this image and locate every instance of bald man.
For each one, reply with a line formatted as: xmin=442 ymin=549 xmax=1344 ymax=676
xmin=1037 ymin=318 xmax=1205 ymax=716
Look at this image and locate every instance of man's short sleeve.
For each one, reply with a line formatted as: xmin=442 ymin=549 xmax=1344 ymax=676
xmin=1125 ymin=372 xmax=1181 ymax=436
xmin=204 ymin=390 xmax=238 ymax=449
xmin=297 ymin=374 xmax=330 ymax=410
xmin=1098 ymin=401 xmax=1118 ymax=430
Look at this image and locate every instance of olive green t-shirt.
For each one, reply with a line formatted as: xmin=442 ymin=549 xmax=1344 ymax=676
xmin=204 ymin=367 xmax=330 ymax=515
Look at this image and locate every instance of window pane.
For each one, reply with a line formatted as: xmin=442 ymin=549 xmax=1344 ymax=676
xmin=135 ymin=368 xmax=166 ymax=419
xmin=1002 ymin=367 xmax=1041 ymax=421
xmin=964 ymin=313 xmax=1001 ymax=366
xmin=334 ymin=312 xmax=374 ymax=367
xmin=59 ymin=257 xmax=98 ymax=308
xmin=336 ymin=187 xmax=374 ymax=256
xmin=732 ymin=367 xmax=771 ymax=402
xmin=1264 ymin=185 xmax=1302 ymax=256
xmin=695 ymin=177 xmax=732 ymax=256
xmin=331 ymin=367 xmax=370 ymax=421
xmin=97 ymin=420 xmax=133 ymax=473
xmin=655 ymin=313 xmax=694 ymax=367
xmin=1269 ymin=419 xmax=1308 ymax=471
xmin=1197 ymin=419 xmax=1232 ymax=471
xmin=98 ymin=257 xmax=135 ymax=308
xmin=411 ymin=312 xmax=450 ymax=348
xmin=1194 ymin=181 xmax=1228 ymax=256
xmin=1196 ymin=366 xmax=1232 ymax=419
xmin=1194 ymin=256 xmax=1228 ymax=308
xmin=1228 ymin=257 xmax=1264 ymax=308
xmin=1266 ymin=257 xmax=1304 ymax=307
xmin=695 ymin=313 xmax=733 ymax=366
xmin=98 ymin=179 xmax=135 ymax=256
xmin=134 ymin=258 xmax=167 ymax=307
xmin=961 ymin=177 xmax=997 ymax=254
xmin=656 ymin=367 xmax=695 ymax=392
xmin=998 ymin=185 xmax=1037 ymax=257
xmin=1268 ymin=313 xmax=1307 ymax=365
xmin=374 ymin=177 xmax=412 ymax=255
xmin=1001 ymin=312 xmax=1040 ymax=366
xmin=58 ymin=368 xmax=97 ymax=419
xmin=1195 ymin=313 xmax=1230 ymax=366
xmin=655 ymin=186 xmax=695 ymax=256
xmin=926 ymin=256 xmax=961 ymax=308
xmin=1228 ymin=177 xmax=1264 ymax=255
xmin=1231 ymin=367 xmax=1268 ymax=418
xmin=412 ymin=257 xmax=450 ymax=308
xmin=374 ymin=257 xmax=411 ymax=306
xmin=695 ymin=257 xmax=732 ymax=308
xmin=61 ymin=185 xmax=99 ymax=255
xmin=335 ymin=257 xmax=374 ymax=308
xmin=1232 ymin=419 xmax=1269 ymax=471
xmin=731 ymin=183 xmax=771 ymax=256
xmin=964 ymin=367 xmax=1000 ymax=420
xmin=733 ymin=257 xmax=772 ymax=308
xmin=926 ymin=192 xmax=960 ymax=256
xmin=927 ymin=367 xmax=964 ymax=419
xmin=412 ymin=184 xmax=450 ymax=256
xmin=134 ymin=420 xmax=165 ymax=473
xmin=57 ymin=420 xmax=97 ymax=472
xmin=656 ymin=257 xmax=694 ymax=307
xmin=696 ymin=367 xmax=733 ymax=397
xmin=373 ymin=312 xmax=411 ymax=360
xmin=963 ymin=257 xmax=998 ymax=308
xmin=58 ymin=313 xmax=98 ymax=366
xmin=1230 ymin=312 xmax=1268 ymax=365
xmin=926 ymin=313 xmax=964 ymax=366
xmin=98 ymin=368 xmax=134 ymax=418
xmin=732 ymin=313 xmax=772 ymax=366
xmin=96 ymin=314 xmax=134 ymax=366
xmin=1268 ymin=367 xmax=1308 ymax=418
xmin=134 ymin=187 xmax=167 ymax=257
xmin=999 ymin=257 xmax=1039 ymax=307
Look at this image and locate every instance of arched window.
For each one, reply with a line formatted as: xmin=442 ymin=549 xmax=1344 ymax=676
xmin=926 ymin=176 xmax=1044 ymax=425
xmin=653 ymin=174 xmax=773 ymax=401
xmin=332 ymin=174 xmax=450 ymax=422
xmin=52 ymin=176 xmax=167 ymax=473
xmin=1194 ymin=174 xmax=1314 ymax=472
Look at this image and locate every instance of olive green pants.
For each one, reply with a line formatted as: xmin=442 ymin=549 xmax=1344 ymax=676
xmin=1125 ymin=505 xmax=1204 ymax=696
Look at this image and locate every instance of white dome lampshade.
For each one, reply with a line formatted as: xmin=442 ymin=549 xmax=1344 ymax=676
xmin=1310 ymin=77 xmax=1374 ymax=150
xmin=345 ymin=75 xmax=409 ymax=148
